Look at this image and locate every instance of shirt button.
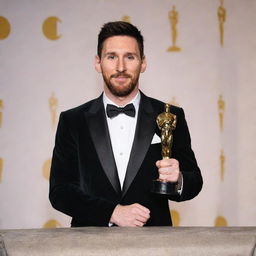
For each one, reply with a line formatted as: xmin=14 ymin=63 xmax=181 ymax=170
xmin=119 ymin=152 xmax=123 ymax=156
xmin=120 ymin=126 xmax=124 ymax=130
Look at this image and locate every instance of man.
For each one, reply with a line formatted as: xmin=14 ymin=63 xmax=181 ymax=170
xmin=49 ymin=21 xmax=203 ymax=227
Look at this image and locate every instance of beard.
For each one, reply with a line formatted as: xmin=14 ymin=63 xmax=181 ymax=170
xmin=102 ymin=71 xmax=140 ymax=97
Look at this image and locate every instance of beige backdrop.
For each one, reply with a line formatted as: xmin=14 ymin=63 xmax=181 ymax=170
xmin=0 ymin=0 xmax=256 ymax=229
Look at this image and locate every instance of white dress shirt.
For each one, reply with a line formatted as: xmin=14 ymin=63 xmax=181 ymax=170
xmin=103 ymin=92 xmax=140 ymax=188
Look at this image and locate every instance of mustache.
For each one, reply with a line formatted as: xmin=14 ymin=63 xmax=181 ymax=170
xmin=110 ymin=72 xmax=132 ymax=79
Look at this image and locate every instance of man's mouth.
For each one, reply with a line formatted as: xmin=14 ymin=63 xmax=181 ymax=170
xmin=111 ymin=74 xmax=131 ymax=83
xmin=111 ymin=73 xmax=131 ymax=78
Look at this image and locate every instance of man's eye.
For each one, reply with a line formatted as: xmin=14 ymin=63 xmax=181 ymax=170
xmin=127 ymin=55 xmax=135 ymax=60
xmin=107 ymin=55 xmax=116 ymax=59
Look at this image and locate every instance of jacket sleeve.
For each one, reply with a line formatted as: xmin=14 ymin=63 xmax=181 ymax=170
xmin=169 ymin=108 xmax=203 ymax=202
xmin=49 ymin=112 xmax=116 ymax=226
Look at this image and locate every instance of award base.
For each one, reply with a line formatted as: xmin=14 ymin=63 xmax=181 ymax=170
xmin=152 ymin=179 xmax=178 ymax=195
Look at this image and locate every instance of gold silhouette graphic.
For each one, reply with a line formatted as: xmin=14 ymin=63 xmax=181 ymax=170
xmin=49 ymin=93 xmax=58 ymax=129
xmin=215 ymin=215 xmax=228 ymax=227
xmin=169 ymin=96 xmax=179 ymax=107
xmin=218 ymin=0 xmax=226 ymax=47
xmin=43 ymin=17 xmax=61 ymax=40
xmin=0 ymin=99 xmax=3 ymax=128
xmin=170 ymin=210 xmax=180 ymax=226
xmin=0 ymin=16 xmax=11 ymax=40
xmin=220 ymin=150 xmax=225 ymax=181
xmin=121 ymin=16 xmax=131 ymax=23
xmin=0 ymin=158 xmax=3 ymax=183
xmin=43 ymin=158 xmax=52 ymax=180
xmin=43 ymin=219 xmax=62 ymax=228
xmin=218 ymin=95 xmax=225 ymax=131
xmin=167 ymin=6 xmax=181 ymax=52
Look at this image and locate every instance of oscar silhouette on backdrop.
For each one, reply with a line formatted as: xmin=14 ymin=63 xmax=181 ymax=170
xmin=167 ymin=6 xmax=181 ymax=52
xmin=218 ymin=0 xmax=226 ymax=47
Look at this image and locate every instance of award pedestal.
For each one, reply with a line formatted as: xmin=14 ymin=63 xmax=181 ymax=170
xmin=152 ymin=179 xmax=178 ymax=195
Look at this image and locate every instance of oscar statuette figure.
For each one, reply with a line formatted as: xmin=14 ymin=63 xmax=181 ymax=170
xmin=152 ymin=103 xmax=178 ymax=195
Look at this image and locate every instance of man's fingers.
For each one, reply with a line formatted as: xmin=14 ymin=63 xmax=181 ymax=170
xmin=156 ymin=158 xmax=180 ymax=183
xmin=156 ymin=158 xmax=179 ymax=168
xmin=110 ymin=204 xmax=150 ymax=227
xmin=132 ymin=207 xmax=150 ymax=222
xmin=133 ymin=203 xmax=150 ymax=215
xmin=135 ymin=213 xmax=149 ymax=223
xmin=159 ymin=171 xmax=179 ymax=182
xmin=159 ymin=167 xmax=174 ymax=174
xmin=134 ymin=220 xmax=144 ymax=227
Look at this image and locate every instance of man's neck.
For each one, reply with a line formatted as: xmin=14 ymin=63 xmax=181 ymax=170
xmin=104 ymin=86 xmax=139 ymax=107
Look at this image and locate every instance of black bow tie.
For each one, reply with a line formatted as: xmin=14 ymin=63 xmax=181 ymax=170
xmin=106 ymin=103 xmax=136 ymax=118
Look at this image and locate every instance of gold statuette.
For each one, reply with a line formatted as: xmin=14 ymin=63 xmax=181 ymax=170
xmin=157 ymin=104 xmax=177 ymax=159
xmin=218 ymin=0 xmax=226 ymax=47
xmin=152 ymin=103 xmax=177 ymax=195
xmin=167 ymin=6 xmax=181 ymax=52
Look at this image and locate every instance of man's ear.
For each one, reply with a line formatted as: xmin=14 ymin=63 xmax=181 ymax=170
xmin=140 ymin=56 xmax=147 ymax=73
xmin=95 ymin=55 xmax=102 ymax=73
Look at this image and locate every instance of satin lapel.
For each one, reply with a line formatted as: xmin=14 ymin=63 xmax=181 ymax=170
xmin=122 ymin=93 xmax=157 ymax=197
xmin=84 ymin=95 xmax=121 ymax=194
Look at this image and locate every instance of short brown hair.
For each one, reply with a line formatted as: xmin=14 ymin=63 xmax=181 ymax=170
xmin=97 ymin=21 xmax=144 ymax=58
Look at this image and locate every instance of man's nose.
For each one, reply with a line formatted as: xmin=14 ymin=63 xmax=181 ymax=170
xmin=116 ymin=58 xmax=126 ymax=72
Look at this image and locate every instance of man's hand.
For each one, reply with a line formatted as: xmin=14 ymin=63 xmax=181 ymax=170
xmin=110 ymin=203 xmax=150 ymax=227
xmin=156 ymin=158 xmax=180 ymax=182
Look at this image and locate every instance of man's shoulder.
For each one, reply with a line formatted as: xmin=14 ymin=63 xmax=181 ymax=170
xmin=60 ymin=95 xmax=102 ymax=120
xmin=142 ymin=92 xmax=183 ymax=115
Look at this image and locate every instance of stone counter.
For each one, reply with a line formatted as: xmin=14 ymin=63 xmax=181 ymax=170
xmin=1 ymin=227 xmax=256 ymax=256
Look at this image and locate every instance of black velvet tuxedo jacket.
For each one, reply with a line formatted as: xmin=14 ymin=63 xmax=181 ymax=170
xmin=49 ymin=92 xmax=203 ymax=227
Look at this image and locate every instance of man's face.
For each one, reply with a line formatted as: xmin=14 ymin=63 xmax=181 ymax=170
xmin=95 ymin=36 xmax=146 ymax=97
